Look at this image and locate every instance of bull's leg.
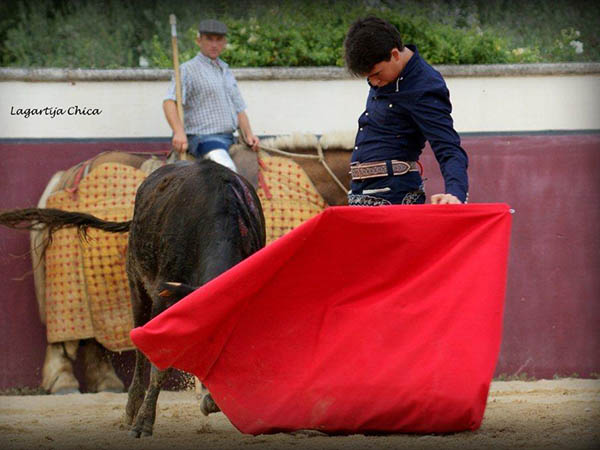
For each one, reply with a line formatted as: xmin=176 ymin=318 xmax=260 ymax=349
xmin=81 ymin=339 xmax=124 ymax=393
xmin=125 ymin=274 xmax=152 ymax=425
xmin=200 ymin=392 xmax=221 ymax=416
xmin=128 ymin=279 xmax=181 ymax=438
xmin=129 ymin=365 xmax=171 ymax=438
xmin=126 ymin=349 xmax=148 ymax=426
xmin=197 ymin=381 xmax=221 ymax=416
xmin=41 ymin=341 xmax=80 ymax=394
xmin=125 ymin=277 xmax=152 ymax=427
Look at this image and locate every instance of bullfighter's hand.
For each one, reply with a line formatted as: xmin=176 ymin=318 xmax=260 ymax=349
xmin=245 ymin=134 xmax=260 ymax=152
xmin=172 ymin=131 xmax=188 ymax=154
xmin=431 ymin=193 xmax=462 ymax=204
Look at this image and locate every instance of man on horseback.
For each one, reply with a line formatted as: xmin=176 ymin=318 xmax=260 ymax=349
xmin=163 ymin=19 xmax=260 ymax=172
xmin=343 ymin=16 xmax=469 ymax=206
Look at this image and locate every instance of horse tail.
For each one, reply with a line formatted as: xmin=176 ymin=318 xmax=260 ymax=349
xmin=0 ymin=207 xmax=131 ymax=243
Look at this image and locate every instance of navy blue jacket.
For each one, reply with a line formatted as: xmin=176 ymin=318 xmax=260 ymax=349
xmin=352 ymin=45 xmax=469 ymax=202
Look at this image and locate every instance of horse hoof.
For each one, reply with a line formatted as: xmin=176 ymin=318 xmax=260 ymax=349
xmin=47 ymin=370 xmax=80 ymax=395
xmin=53 ymin=387 xmax=80 ymax=395
xmin=98 ymin=387 xmax=124 ymax=394
xmin=128 ymin=429 xmax=141 ymax=438
xmin=91 ymin=370 xmax=125 ymax=393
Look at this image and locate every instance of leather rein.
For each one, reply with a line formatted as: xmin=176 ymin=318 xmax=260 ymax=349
xmin=255 ymin=141 xmax=349 ymax=195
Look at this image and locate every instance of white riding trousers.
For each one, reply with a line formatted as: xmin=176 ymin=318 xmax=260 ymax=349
xmin=203 ymin=148 xmax=238 ymax=173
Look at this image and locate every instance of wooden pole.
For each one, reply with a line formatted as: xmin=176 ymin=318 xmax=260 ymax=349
xmin=170 ymin=14 xmax=185 ymax=123
xmin=169 ymin=14 xmax=188 ymax=160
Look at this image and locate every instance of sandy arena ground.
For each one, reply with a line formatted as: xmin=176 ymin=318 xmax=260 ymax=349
xmin=1 ymin=378 xmax=598 ymax=450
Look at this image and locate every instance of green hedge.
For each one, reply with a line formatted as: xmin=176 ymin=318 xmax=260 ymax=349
xmin=1 ymin=0 xmax=598 ymax=69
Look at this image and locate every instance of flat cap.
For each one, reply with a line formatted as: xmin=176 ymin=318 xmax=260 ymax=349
xmin=198 ymin=19 xmax=228 ymax=35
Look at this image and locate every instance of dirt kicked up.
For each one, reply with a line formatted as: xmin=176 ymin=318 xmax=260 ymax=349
xmin=1 ymin=379 xmax=598 ymax=450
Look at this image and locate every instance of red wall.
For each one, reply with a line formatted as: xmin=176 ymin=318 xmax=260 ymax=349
xmin=0 ymin=134 xmax=598 ymax=389
xmin=423 ymin=134 xmax=600 ymax=379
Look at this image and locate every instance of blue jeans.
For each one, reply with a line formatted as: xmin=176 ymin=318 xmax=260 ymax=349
xmin=349 ymin=173 xmax=426 ymax=205
xmin=187 ymin=133 xmax=234 ymax=158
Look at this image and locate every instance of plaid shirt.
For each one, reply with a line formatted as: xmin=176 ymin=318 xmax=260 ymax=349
xmin=165 ymin=52 xmax=247 ymax=135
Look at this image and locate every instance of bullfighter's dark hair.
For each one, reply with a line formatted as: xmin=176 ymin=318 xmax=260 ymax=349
xmin=344 ymin=16 xmax=404 ymax=76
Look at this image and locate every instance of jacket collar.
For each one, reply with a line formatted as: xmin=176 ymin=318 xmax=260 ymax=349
xmin=369 ymin=44 xmax=419 ymax=94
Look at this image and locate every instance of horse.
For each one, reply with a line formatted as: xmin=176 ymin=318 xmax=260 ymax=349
xmin=25 ymin=132 xmax=352 ymax=397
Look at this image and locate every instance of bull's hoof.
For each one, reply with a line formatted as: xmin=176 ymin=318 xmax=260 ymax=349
xmin=200 ymin=393 xmax=221 ymax=416
xmin=128 ymin=426 xmax=153 ymax=438
xmin=129 ymin=409 xmax=155 ymax=438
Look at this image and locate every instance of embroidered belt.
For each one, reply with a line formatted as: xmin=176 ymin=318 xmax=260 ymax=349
xmin=350 ymin=160 xmax=419 ymax=181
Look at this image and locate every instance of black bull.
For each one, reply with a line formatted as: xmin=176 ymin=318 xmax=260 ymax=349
xmin=0 ymin=160 xmax=266 ymax=437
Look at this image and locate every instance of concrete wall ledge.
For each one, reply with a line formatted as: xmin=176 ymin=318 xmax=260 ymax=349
xmin=1 ymin=62 xmax=599 ymax=81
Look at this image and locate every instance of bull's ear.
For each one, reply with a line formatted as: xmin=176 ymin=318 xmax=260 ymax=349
xmin=158 ymin=281 xmax=197 ymax=299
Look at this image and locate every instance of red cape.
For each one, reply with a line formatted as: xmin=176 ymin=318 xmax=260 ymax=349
xmin=131 ymin=204 xmax=512 ymax=434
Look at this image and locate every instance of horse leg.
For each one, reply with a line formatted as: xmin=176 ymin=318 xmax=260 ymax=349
xmin=129 ymin=365 xmax=171 ymax=437
xmin=31 ymin=170 xmax=64 ymax=325
xmin=81 ymin=339 xmax=124 ymax=393
xmin=41 ymin=341 xmax=80 ymax=394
